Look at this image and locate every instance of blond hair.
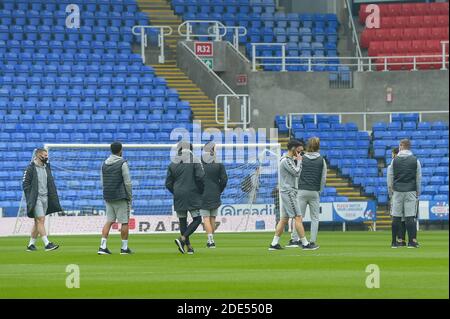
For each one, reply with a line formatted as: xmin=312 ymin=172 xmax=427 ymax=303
xmin=306 ymin=137 xmax=320 ymax=153
xmin=400 ymin=139 xmax=411 ymax=150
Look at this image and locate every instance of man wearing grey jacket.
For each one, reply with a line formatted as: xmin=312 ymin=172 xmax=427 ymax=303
xmin=289 ymin=137 xmax=326 ymax=250
xmin=387 ymin=139 xmax=421 ymax=248
xmin=98 ymin=142 xmax=133 ymax=255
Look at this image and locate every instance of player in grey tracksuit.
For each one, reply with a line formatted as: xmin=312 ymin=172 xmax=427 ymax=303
xmin=387 ymin=139 xmax=421 ymax=248
xmin=289 ymin=137 xmax=327 ymax=250
xmin=268 ymin=139 xmax=315 ymax=251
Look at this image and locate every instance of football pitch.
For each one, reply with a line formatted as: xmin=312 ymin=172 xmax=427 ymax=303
xmin=0 ymin=231 xmax=448 ymax=299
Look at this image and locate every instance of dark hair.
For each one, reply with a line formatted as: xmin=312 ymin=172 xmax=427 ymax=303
xmin=392 ymin=147 xmax=399 ymax=155
xmin=287 ymin=139 xmax=303 ymax=151
xmin=35 ymin=148 xmax=47 ymax=154
xmin=400 ymin=139 xmax=411 ymax=150
xmin=110 ymin=141 xmax=123 ymax=155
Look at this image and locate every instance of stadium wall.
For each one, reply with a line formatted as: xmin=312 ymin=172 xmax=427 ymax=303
xmin=248 ymin=70 xmax=450 ymax=130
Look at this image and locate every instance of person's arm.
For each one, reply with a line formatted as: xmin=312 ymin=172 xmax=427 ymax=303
xmin=121 ymin=162 xmax=132 ymax=202
xmin=219 ymin=164 xmax=228 ymax=193
xmin=281 ymin=157 xmax=301 ymax=178
xmin=194 ymin=162 xmax=206 ymax=194
xmin=416 ymin=160 xmax=422 ymax=197
xmin=22 ymin=165 xmax=33 ymax=195
xmin=320 ymin=159 xmax=327 ymax=193
xmin=165 ymin=166 xmax=174 ymax=194
xmin=387 ymin=163 xmax=394 ymax=198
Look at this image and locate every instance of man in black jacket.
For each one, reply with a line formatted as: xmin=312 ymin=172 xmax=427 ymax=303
xmin=166 ymin=141 xmax=205 ymax=254
xmin=22 ymin=148 xmax=62 ymax=252
xmin=200 ymin=142 xmax=228 ymax=248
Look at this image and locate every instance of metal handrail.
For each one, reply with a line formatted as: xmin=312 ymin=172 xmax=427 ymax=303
xmin=178 ymin=20 xmax=227 ymax=41
xmin=251 ymin=42 xmax=450 ymax=72
xmin=215 ymin=94 xmax=251 ymax=129
xmin=180 ymin=42 xmax=236 ymax=95
xmin=207 ymin=25 xmax=247 ymax=50
xmin=285 ymin=111 xmax=450 ymax=131
xmin=132 ymin=25 xmax=173 ymax=64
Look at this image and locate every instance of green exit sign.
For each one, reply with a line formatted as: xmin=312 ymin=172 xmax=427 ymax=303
xmin=202 ymin=58 xmax=214 ymax=70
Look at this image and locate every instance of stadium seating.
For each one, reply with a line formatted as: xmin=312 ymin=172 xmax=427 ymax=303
xmin=0 ymin=0 xmax=199 ymax=209
xmin=359 ymin=2 xmax=449 ymax=71
xmin=169 ymin=0 xmax=340 ymax=71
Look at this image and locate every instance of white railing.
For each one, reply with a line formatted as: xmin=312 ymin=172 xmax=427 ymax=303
xmin=286 ymin=111 xmax=450 ymax=132
xmin=208 ymin=25 xmax=247 ymax=51
xmin=215 ymin=94 xmax=251 ymax=130
xmin=132 ymin=25 xmax=173 ymax=64
xmin=251 ymin=42 xmax=449 ymax=72
xmin=178 ymin=20 xmax=227 ymax=41
xmin=344 ymin=0 xmax=363 ymax=67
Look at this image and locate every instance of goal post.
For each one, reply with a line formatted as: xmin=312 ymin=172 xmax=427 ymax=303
xmin=12 ymin=143 xmax=282 ymax=236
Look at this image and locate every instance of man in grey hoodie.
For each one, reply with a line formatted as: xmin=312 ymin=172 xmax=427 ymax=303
xmin=387 ymin=139 xmax=421 ymax=248
xmin=289 ymin=137 xmax=327 ymax=250
xmin=98 ymin=142 xmax=133 ymax=255
xmin=268 ymin=139 xmax=314 ymax=251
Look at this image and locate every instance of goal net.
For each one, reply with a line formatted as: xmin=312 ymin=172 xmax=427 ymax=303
xmin=12 ymin=143 xmax=281 ymax=236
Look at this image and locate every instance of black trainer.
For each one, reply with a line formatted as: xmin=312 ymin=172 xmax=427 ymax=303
xmin=398 ymin=241 xmax=407 ymax=247
xmin=45 ymin=242 xmax=59 ymax=252
xmin=187 ymin=247 xmax=195 ymax=255
xmin=268 ymin=244 xmax=284 ymax=251
xmin=175 ymin=237 xmax=185 ymax=254
xmin=302 ymin=243 xmax=319 ymax=250
xmin=120 ymin=248 xmax=133 ymax=255
xmin=286 ymin=239 xmax=300 ymax=248
xmin=98 ymin=247 xmax=112 ymax=255
xmin=26 ymin=244 xmax=37 ymax=252
xmin=207 ymin=242 xmax=216 ymax=249
xmin=407 ymin=241 xmax=420 ymax=249
xmin=391 ymin=242 xmax=399 ymax=249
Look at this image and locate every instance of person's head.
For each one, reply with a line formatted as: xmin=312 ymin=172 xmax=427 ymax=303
xmin=286 ymin=139 xmax=303 ymax=157
xmin=399 ymin=139 xmax=411 ymax=151
xmin=177 ymin=140 xmax=193 ymax=156
xmin=202 ymin=141 xmax=216 ymax=163
xmin=35 ymin=148 xmax=48 ymax=164
xmin=298 ymin=140 xmax=305 ymax=154
xmin=306 ymin=137 xmax=320 ymax=153
xmin=392 ymin=147 xmax=399 ymax=159
xmin=110 ymin=141 xmax=123 ymax=157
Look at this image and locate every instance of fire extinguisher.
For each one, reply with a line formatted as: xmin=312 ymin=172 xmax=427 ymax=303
xmin=386 ymin=87 xmax=393 ymax=103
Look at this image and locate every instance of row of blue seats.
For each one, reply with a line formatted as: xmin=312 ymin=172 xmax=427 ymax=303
xmin=0 ymin=0 xmax=139 ymax=12
xmin=355 ymin=176 xmax=450 ymax=187
xmin=322 ymin=150 xmax=369 ymax=159
xmin=1 ymin=63 xmax=154 ymax=74
xmin=291 ymin=122 xmax=359 ymax=131
xmin=0 ymin=52 xmax=143 ymax=63
xmin=382 ymin=148 xmax=449 ymax=158
xmin=0 ymin=107 xmax=192 ymax=116
xmin=1 ymin=85 xmax=170 ymax=92
xmin=333 ymin=159 xmax=378 ymax=168
xmin=173 ymin=0 xmax=275 ymax=15
xmin=374 ymin=130 xmax=449 ymax=139
xmin=0 ymin=39 xmax=133 ymax=50
xmin=293 ymin=131 xmax=370 ymax=141
xmin=0 ymin=48 xmax=133 ymax=56
xmin=0 ymin=88 xmax=180 ymax=98
xmin=374 ymin=139 xmax=448 ymax=149
xmin=381 ymin=166 xmax=449 ymax=176
xmin=372 ymin=121 xmax=448 ymax=131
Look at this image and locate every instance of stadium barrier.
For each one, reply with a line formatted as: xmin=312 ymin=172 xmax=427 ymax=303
xmin=132 ymin=25 xmax=173 ymax=64
xmin=285 ymin=111 xmax=450 ymax=132
xmin=251 ymin=41 xmax=449 ymax=72
xmin=215 ymin=94 xmax=251 ymax=129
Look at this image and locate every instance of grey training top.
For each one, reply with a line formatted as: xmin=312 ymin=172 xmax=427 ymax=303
xmin=279 ymin=155 xmax=301 ymax=192
xmin=34 ymin=161 xmax=48 ymax=197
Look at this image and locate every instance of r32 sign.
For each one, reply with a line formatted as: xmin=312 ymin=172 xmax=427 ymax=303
xmin=194 ymin=42 xmax=214 ymax=57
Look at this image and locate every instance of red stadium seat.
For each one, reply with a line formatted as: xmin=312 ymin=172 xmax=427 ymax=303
xmin=414 ymin=3 xmax=431 ymax=16
xmin=438 ymin=2 xmax=449 ymax=15
xmin=437 ymin=15 xmax=449 ymax=27
xmin=400 ymin=4 xmax=416 ymax=17
xmin=384 ymin=41 xmax=398 ymax=54
xmin=411 ymin=40 xmax=426 ymax=53
xmin=381 ymin=17 xmax=396 ymax=29
xmin=409 ymin=16 xmax=424 ymax=28
xmin=395 ymin=16 xmax=410 ymax=29
xmin=386 ymin=4 xmax=402 ymax=17
xmin=375 ymin=29 xmax=389 ymax=41
xmin=430 ymin=3 xmax=449 ymax=16
xmin=431 ymin=27 xmax=447 ymax=40
xmin=397 ymin=41 xmax=412 ymax=53
xmin=423 ymin=16 xmax=436 ymax=28
xmin=359 ymin=4 xmax=369 ymax=24
xmin=403 ymin=28 xmax=418 ymax=41
xmin=368 ymin=41 xmax=384 ymax=56
xmin=390 ymin=28 xmax=403 ymax=41
xmin=360 ymin=29 xmax=375 ymax=48
xmin=418 ymin=28 xmax=431 ymax=41
xmin=425 ymin=40 xmax=442 ymax=53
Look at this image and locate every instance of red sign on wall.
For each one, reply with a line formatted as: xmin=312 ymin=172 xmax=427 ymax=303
xmin=194 ymin=42 xmax=213 ymax=57
xmin=236 ymin=74 xmax=248 ymax=86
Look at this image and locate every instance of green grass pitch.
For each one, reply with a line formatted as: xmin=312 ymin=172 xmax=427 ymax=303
xmin=0 ymin=231 xmax=448 ymax=299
